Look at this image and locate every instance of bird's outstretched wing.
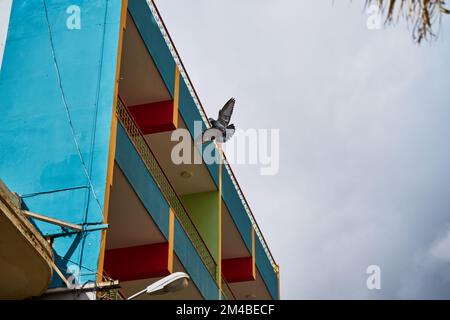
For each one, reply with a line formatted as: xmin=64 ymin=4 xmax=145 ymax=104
xmin=217 ymin=98 xmax=235 ymax=127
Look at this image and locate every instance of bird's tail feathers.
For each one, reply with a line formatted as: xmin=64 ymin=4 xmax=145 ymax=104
xmin=224 ymin=124 xmax=235 ymax=142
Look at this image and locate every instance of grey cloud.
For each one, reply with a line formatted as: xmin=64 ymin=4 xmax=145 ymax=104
xmin=155 ymin=0 xmax=450 ymax=299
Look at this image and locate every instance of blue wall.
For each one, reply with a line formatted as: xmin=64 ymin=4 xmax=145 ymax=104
xmin=255 ymin=235 xmax=278 ymax=300
xmin=0 ymin=0 xmax=278 ymax=298
xmin=0 ymin=0 xmax=123 ymax=286
xmin=174 ymin=218 xmax=219 ymax=300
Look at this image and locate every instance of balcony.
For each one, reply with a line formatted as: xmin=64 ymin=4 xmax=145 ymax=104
xmin=143 ymin=0 xmax=279 ymax=299
xmin=102 ymin=0 xmax=278 ymax=300
xmin=106 ymin=99 xmax=234 ymax=299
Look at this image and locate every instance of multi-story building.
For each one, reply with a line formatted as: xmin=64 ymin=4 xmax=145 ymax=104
xmin=0 ymin=0 xmax=279 ymax=300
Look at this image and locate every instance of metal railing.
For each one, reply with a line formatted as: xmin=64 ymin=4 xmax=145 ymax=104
xmin=116 ymin=99 xmax=218 ymax=282
xmin=146 ymin=0 xmax=278 ymax=273
xmin=98 ymin=289 xmax=124 ymax=300
xmin=221 ymin=278 xmax=235 ymax=300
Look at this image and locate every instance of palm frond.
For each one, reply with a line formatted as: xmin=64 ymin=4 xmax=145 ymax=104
xmin=365 ymin=0 xmax=449 ymax=43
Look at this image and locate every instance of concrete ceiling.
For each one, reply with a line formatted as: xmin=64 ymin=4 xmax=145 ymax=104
xmin=229 ymin=268 xmax=272 ymax=300
xmin=144 ymin=116 xmax=218 ymax=196
xmin=106 ymin=163 xmax=165 ymax=250
xmin=118 ymin=12 xmax=217 ymax=196
xmin=221 ymin=199 xmax=250 ymax=259
xmin=119 ymin=13 xmax=171 ymax=107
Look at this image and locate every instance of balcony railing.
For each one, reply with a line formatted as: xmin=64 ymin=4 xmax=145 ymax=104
xmin=221 ymin=278 xmax=235 ymax=300
xmin=146 ymin=0 xmax=278 ymax=274
xmin=116 ymin=98 xmax=218 ymax=282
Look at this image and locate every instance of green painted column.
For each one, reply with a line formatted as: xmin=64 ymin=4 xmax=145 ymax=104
xmin=181 ymin=192 xmax=220 ymax=265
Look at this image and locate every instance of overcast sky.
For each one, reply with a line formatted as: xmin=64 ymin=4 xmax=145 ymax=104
xmin=0 ymin=0 xmax=13 ymax=71
xmin=156 ymin=0 xmax=450 ymax=299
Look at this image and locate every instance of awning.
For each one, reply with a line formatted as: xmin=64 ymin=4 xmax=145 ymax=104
xmin=0 ymin=180 xmax=53 ymax=299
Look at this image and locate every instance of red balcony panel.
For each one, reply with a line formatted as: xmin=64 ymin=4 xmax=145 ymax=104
xmin=222 ymin=256 xmax=255 ymax=283
xmin=104 ymin=243 xmax=170 ymax=282
xmin=128 ymin=100 xmax=177 ymax=134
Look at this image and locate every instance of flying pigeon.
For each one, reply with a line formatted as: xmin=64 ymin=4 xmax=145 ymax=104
xmin=202 ymin=98 xmax=236 ymax=144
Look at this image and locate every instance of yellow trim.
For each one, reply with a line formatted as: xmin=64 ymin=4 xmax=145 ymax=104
xmin=173 ymin=67 xmax=180 ymax=128
xmin=218 ymin=144 xmax=223 ymax=299
xmin=252 ymin=227 xmax=256 ymax=280
xmin=97 ymin=0 xmax=128 ymax=284
xmin=168 ymin=208 xmax=175 ymax=273
xmin=277 ymin=265 xmax=280 ymax=300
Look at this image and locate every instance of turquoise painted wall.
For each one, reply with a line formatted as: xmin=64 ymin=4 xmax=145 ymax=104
xmin=0 ymin=0 xmax=278 ymax=299
xmin=174 ymin=217 xmax=219 ymax=300
xmin=255 ymin=235 xmax=278 ymax=300
xmin=0 ymin=0 xmax=123 ymax=287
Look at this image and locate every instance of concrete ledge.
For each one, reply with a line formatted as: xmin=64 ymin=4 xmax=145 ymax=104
xmin=0 ymin=179 xmax=53 ymax=299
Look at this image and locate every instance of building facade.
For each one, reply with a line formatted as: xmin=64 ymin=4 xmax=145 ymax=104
xmin=0 ymin=0 xmax=279 ymax=300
